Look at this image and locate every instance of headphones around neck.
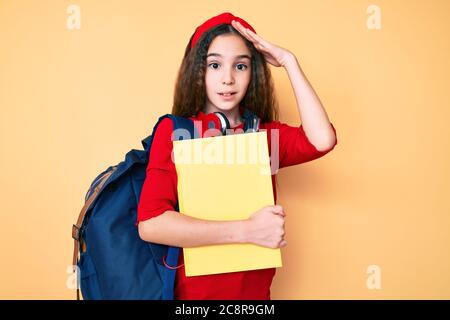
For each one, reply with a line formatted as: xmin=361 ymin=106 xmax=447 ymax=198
xmin=212 ymin=108 xmax=260 ymax=135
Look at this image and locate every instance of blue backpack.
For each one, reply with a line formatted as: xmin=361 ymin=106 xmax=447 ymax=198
xmin=71 ymin=110 xmax=260 ymax=300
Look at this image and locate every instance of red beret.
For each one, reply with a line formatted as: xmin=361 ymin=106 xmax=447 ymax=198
xmin=190 ymin=12 xmax=257 ymax=49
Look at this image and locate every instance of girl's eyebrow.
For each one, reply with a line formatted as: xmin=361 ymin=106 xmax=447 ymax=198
xmin=206 ymin=53 xmax=251 ymax=60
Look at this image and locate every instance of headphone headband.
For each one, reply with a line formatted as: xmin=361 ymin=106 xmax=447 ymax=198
xmin=213 ymin=109 xmax=260 ymax=135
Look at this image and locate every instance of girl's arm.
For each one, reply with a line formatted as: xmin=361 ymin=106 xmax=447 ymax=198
xmin=231 ymin=20 xmax=337 ymax=152
xmin=138 ymin=206 xmax=287 ymax=249
xmin=138 ymin=210 xmax=246 ymax=247
xmin=283 ymin=54 xmax=336 ymax=151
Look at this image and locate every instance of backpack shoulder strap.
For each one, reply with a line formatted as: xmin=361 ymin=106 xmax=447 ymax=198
xmin=141 ymin=114 xmax=197 ymax=152
xmin=72 ymin=167 xmax=117 ymax=269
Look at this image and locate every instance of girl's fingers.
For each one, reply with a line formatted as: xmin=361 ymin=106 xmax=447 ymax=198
xmin=272 ymin=205 xmax=283 ymax=212
xmin=232 ymin=20 xmax=278 ymax=64
xmin=231 ymin=20 xmax=247 ymax=35
xmin=245 ymin=30 xmax=262 ymax=45
xmin=272 ymin=205 xmax=286 ymax=217
xmin=256 ymin=43 xmax=270 ymax=53
xmin=278 ymin=211 xmax=286 ymax=217
xmin=241 ymin=26 xmax=261 ymax=44
xmin=231 ymin=20 xmax=273 ymax=52
xmin=232 ymin=20 xmax=259 ymax=44
xmin=245 ymin=27 xmax=270 ymax=48
xmin=239 ymin=26 xmax=273 ymax=55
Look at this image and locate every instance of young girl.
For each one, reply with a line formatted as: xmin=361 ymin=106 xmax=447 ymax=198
xmin=137 ymin=12 xmax=337 ymax=300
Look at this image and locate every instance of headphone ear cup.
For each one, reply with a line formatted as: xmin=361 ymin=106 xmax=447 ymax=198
xmin=242 ymin=109 xmax=260 ymax=133
xmin=255 ymin=117 xmax=260 ymax=132
xmin=213 ymin=112 xmax=231 ymax=135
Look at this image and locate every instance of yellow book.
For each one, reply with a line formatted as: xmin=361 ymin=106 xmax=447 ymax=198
xmin=173 ymin=131 xmax=282 ymax=277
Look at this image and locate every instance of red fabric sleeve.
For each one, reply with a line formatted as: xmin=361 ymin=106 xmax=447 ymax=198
xmin=266 ymin=121 xmax=338 ymax=169
xmin=137 ymin=117 xmax=178 ymax=223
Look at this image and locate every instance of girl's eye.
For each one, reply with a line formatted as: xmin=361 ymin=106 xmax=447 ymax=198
xmin=208 ymin=62 xmax=220 ymax=69
xmin=207 ymin=63 xmax=248 ymax=71
xmin=236 ymin=63 xmax=248 ymax=71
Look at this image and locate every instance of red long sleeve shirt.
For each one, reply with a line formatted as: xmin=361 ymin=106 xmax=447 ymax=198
xmin=137 ymin=109 xmax=337 ymax=300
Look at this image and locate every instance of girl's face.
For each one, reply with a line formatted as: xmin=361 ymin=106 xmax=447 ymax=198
xmin=204 ymin=33 xmax=252 ymax=114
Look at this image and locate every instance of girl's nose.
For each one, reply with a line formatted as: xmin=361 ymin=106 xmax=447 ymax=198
xmin=221 ymin=69 xmax=235 ymax=85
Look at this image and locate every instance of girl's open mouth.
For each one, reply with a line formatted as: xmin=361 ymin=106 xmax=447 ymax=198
xmin=218 ymin=92 xmax=237 ymax=100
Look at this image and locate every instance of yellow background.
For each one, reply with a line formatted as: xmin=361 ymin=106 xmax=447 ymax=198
xmin=0 ymin=0 xmax=449 ymax=299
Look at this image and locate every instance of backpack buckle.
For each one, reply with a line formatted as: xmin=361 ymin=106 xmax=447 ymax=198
xmin=72 ymin=224 xmax=81 ymax=241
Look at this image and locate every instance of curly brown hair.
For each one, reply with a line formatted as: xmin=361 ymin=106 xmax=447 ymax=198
xmin=171 ymin=23 xmax=279 ymax=123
